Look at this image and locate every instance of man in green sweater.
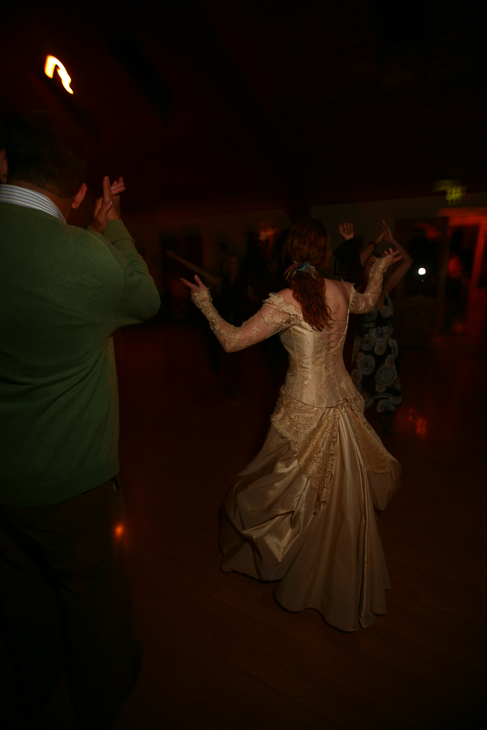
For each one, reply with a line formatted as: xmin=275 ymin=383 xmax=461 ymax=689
xmin=0 ymin=112 xmax=160 ymax=728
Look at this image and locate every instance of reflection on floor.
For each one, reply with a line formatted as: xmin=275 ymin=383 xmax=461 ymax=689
xmin=2 ymin=318 xmax=487 ymax=729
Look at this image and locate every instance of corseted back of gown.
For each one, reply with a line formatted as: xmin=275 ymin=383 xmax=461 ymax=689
xmin=278 ymin=309 xmax=359 ymax=409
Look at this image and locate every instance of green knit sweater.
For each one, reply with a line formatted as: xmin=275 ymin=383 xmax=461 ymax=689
xmin=0 ymin=203 xmax=161 ymax=507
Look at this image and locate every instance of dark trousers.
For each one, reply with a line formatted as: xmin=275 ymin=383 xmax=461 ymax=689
xmin=0 ymin=478 xmax=132 ymax=727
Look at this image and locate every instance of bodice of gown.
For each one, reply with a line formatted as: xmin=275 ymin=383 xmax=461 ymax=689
xmin=279 ymin=316 xmax=358 ymax=409
xmin=190 ymin=257 xmax=389 ymax=417
xmin=267 ymin=292 xmax=391 ymax=509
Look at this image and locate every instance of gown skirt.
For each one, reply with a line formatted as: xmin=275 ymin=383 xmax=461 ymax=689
xmin=219 ymin=397 xmax=401 ymax=632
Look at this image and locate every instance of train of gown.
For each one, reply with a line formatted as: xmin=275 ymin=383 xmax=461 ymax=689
xmin=220 ymin=394 xmax=400 ymax=632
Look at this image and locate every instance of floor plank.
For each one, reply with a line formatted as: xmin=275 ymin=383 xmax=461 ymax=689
xmin=2 ymin=319 xmax=486 ymax=729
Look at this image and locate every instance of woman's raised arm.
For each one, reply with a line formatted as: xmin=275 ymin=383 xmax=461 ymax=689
xmin=350 ymin=249 xmax=402 ymax=314
xmin=381 ymin=220 xmax=413 ymax=294
xmin=182 ymin=275 xmax=298 ymax=352
xmin=166 ymin=250 xmax=222 ymax=288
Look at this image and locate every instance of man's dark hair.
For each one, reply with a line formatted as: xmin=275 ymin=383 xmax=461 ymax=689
xmin=0 ymin=111 xmax=86 ymax=198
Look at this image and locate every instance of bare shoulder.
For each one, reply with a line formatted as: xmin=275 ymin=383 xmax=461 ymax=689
xmin=271 ymin=283 xmax=351 ymax=313
xmin=276 ymin=287 xmax=295 ymax=303
xmin=324 ymin=279 xmax=351 ymax=318
xmin=272 ymin=287 xmax=303 ymax=313
xmin=325 ymin=278 xmax=351 ymax=299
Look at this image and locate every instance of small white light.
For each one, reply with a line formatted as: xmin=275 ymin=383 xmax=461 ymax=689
xmin=418 ymin=267 xmax=426 ymax=276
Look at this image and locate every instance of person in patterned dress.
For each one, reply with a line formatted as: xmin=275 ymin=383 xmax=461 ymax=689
xmin=351 ymin=220 xmax=413 ymax=434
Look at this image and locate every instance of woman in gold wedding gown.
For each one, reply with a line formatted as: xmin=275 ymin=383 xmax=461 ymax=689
xmin=182 ymin=219 xmax=401 ymax=631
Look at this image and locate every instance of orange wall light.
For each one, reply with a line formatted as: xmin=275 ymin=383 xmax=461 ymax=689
xmin=44 ymin=55 xmax=74 ymax=94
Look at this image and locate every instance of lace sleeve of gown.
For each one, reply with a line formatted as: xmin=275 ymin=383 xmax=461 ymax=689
xmin=191 ymin=289 xmax=300 ymax=352
xmin=349 ymin=257 xmax=389 ymax=314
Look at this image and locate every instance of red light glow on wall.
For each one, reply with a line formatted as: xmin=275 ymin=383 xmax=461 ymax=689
xmin=408 ymin=408 xmax=428 ymax=438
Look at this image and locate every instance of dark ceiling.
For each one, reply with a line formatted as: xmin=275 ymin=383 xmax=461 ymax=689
xmin=1 ymin=1 xmax=486 ymax=219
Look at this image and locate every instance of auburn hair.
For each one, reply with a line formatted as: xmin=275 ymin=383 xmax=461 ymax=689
xmin=282 ymin=218 xmax=332 ymax=330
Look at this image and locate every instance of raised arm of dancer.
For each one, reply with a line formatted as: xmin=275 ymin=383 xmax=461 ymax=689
xmin=349 ymin=249 xmax=402 ymax=313
xmin=182 ymin=275 xmax=299 ymax=352
xmin=372 ymin=221 xmax=413 ymax=311
xmin=166 ymin=250 xmax=222 ymax=288
xmin=334 ymin=222 xmax=361 ymax=268
xmin=359 ymin=230 xmax=384 ymax=266
xmin=381 ymin=220 xmax=413 ymax=293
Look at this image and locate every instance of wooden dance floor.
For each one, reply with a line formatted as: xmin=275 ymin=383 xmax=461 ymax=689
xmin=2 ymin=318 xmax=486 ymax=729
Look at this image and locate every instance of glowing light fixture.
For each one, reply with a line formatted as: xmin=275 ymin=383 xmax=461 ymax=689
xmin=418 ymin=267 xmax=426 ymax=276
xmin=433 ymin=179 xmax=466 ymax=206
xmin=115 ymin=524 xmax=124 ymax=537
xmin=44 ymin=55 xmax=74 ymax=94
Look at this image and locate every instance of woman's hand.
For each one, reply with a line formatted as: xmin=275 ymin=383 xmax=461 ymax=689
xmin=338 ymin=222 xmax=354 ymax=240
xmin=382 ymin=247 xmax=402 ymax=266
xmin=180 ymin=274 xmax=208 ymax=295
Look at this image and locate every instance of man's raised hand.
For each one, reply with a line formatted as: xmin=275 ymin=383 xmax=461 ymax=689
xmin=91 ymin=176 xmax=125 ymax=233
xmin=109 ymin=176 xmax=125 ymax=219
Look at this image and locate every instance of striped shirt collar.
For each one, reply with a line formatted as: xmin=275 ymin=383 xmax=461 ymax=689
xmin=0 ymin=184 xmax=66 ymax=223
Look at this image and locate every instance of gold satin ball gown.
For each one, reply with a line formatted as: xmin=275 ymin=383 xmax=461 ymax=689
xmin=192 ymin=257 xmax=400 ymax=631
